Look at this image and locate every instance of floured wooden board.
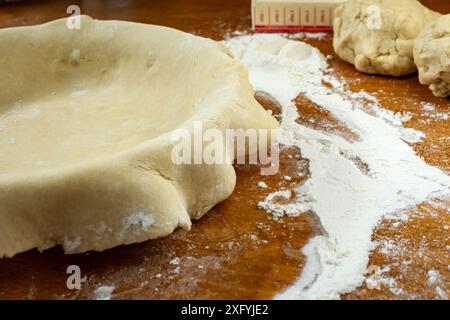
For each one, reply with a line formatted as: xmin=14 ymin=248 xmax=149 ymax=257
xmin=0 ymin=0 xmax=448 ymax=300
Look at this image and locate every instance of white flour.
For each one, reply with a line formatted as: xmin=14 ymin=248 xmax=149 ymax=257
xmin=289 ymin=32 xmax=329 ymax=41
xmin=224 ymin=34 xmax=450 ymax=299
xmin=94 ymin=285 xmax=115 ymax=300
xmin=257 ymin=181 xmax=268 ymax=189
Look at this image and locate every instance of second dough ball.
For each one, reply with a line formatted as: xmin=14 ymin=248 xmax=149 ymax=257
xmin=413 ymin=14 xmax=450 ymax=98
xmin=333 ymin=0 xmax=440 ymax=76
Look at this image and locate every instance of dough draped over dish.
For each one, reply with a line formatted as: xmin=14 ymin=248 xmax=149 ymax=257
xmin=0 ymin=16 xmax=278 ymax=257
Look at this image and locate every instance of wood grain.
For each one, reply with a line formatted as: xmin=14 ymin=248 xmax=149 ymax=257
xmin=0 ymin=0 xmax=448 ymax=300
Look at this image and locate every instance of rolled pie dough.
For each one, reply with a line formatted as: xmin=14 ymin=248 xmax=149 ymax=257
xmin=333 ymin=0 xmax=441 ymax=76
xmin=0 ymin=16 xmax=278 ymax=257
xmin=413 ymin=14 xmax=450 ymax=98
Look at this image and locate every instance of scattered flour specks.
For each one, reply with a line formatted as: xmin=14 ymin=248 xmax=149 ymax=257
xmin=257 ymin=189 xmax=302 ymax=219
xmin=365 ymin=265 xmax=404 ymax=295
xmin=257 ymin=181 xmax=268 ymax=189
xmin=421 ymin=102 xmax=436 ymax=112
xmin=435 ymin=286 xmax=448 ymax=300
xmin=427 ymin=269 xmax=440 ymax=285
xmin=94 ymin=285 xmax=115 ymax=300
xmin=419 ymin=102 xmax=449 ymax=122
xmin=225 ymin=34 xmax=450 ymax=299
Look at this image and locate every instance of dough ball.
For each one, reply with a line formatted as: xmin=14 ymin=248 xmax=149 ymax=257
xmin=333 ymin=0 xmax=441 ymax=76
xmin=413 ymin=14 xmax=450 ymax=98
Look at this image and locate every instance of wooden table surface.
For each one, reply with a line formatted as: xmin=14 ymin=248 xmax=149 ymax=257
xmin=0 ymin=0 xmax=448 ymax=300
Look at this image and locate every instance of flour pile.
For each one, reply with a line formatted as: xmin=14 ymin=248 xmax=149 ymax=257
xmin=93 ymin=285 xmax=115 ymax=300
xmin=224 ymin=34 xmax=450 ymax=299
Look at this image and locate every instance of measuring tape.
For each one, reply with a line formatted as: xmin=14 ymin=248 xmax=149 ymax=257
xmin=252 ymin=0 xmax=346 ymax=32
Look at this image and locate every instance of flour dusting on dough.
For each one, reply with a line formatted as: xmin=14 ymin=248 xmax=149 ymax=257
xmin=123 ymin=212 xmax=156 ymax=232
xmin=64 ymin=236 xmax=81 ymax=252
